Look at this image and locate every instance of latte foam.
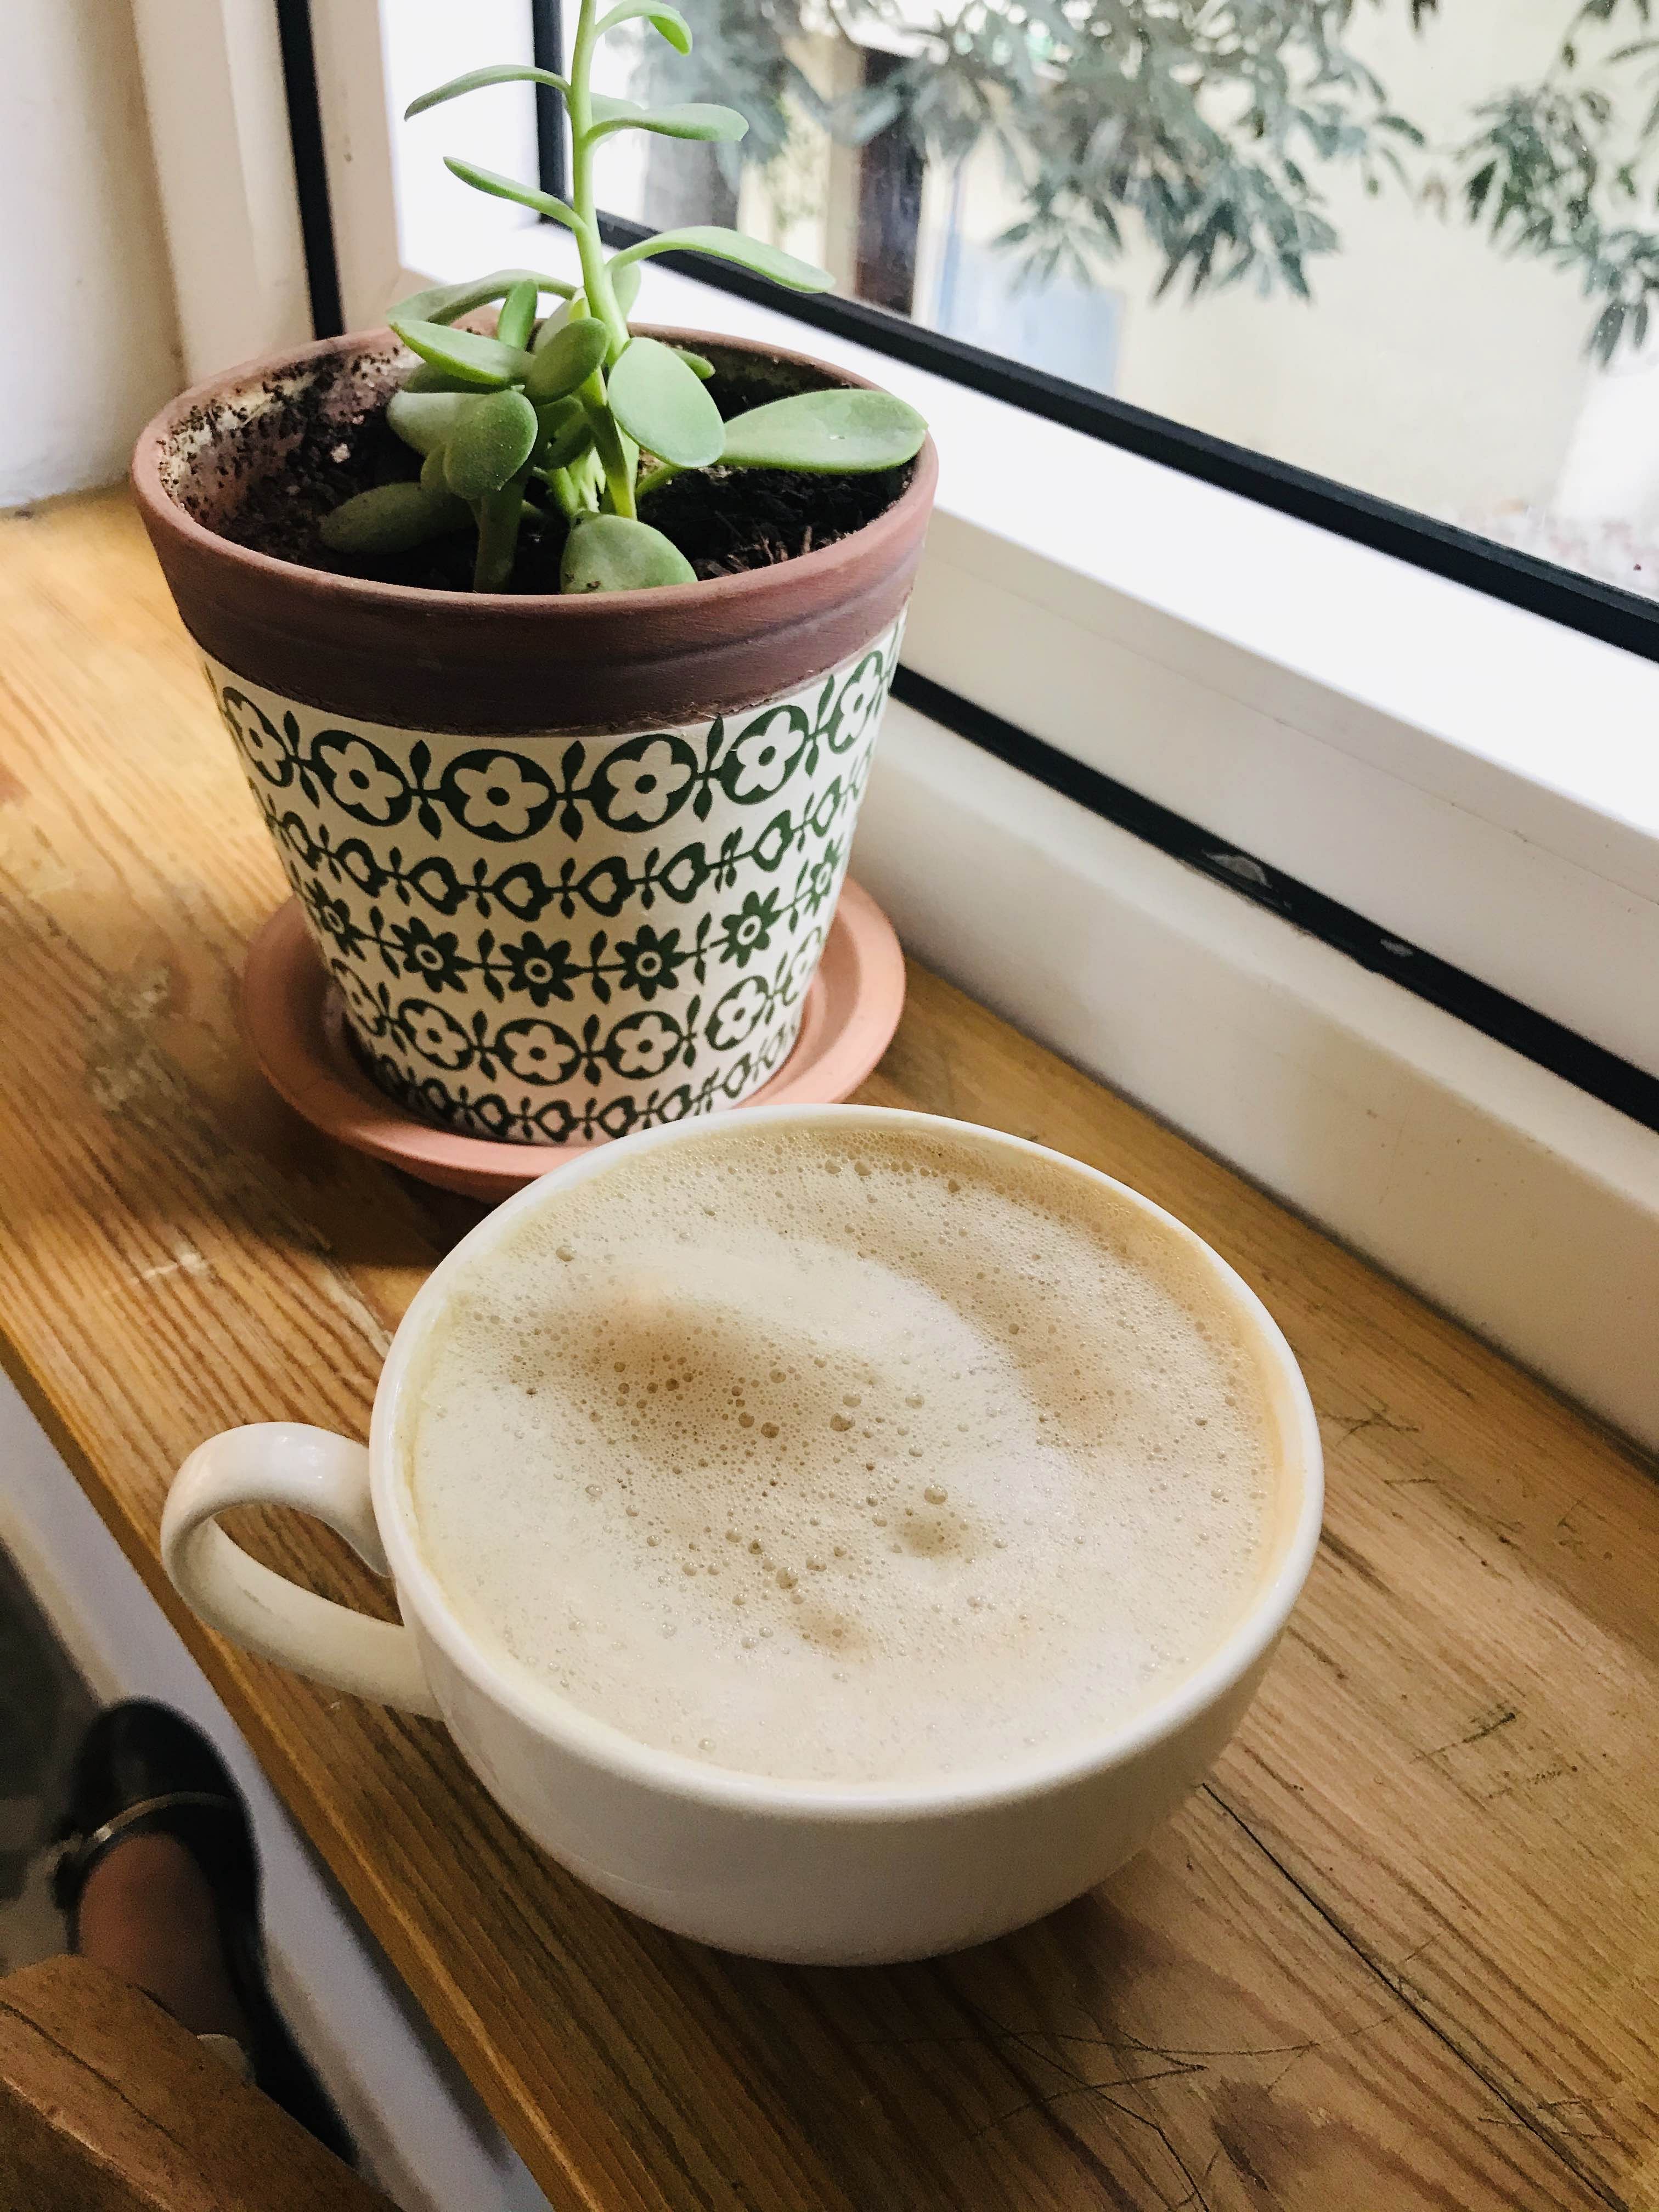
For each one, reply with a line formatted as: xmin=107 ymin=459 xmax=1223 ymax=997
xmin=407 ymin=1121 xmax=1276 ymax=1784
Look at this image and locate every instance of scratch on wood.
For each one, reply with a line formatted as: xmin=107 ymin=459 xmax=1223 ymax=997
xmin=1328 ymin=1406 xmax=1422 ymax=1443
xmin=1479 ymin=2096 xmax=1614 ymax=2142
xmin=1413 ymin=1707 xmax=1519 ymax=1763
xmin=136 ymin=1235 xmax=211 ymax=1285
xmin=1483 ymin=1762 xmax=1572 ymax=1805
xmin=1316 ymin=1526 xmax=1389 ymax=1594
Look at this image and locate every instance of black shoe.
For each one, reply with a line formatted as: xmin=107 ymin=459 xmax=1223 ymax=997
xmin=52 ymin=1697 xmax=356 ymax=2168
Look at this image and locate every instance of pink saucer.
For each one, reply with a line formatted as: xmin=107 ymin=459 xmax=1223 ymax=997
xmin=241 ymin=883 xmax=906 ymax=1201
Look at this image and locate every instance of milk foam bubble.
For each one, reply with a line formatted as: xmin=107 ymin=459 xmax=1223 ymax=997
xmin=408 ymin=1124 xmax=1275 ymax=1784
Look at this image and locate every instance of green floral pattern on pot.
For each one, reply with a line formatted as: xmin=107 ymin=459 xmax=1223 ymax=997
xmin=208 ymin=620 xmax=901 ymax=1143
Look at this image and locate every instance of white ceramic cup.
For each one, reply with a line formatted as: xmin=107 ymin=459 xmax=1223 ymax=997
xmin=162 ymin=1105 xmax=1322 ymax=1965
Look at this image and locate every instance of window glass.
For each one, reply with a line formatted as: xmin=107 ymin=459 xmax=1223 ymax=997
xmin=383 ymin=0 xmax=542 ymax=270
xmin=568 ymin=0 xmax=1659 ymax=603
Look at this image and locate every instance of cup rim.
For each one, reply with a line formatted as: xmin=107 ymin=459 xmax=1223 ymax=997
xmin=370 ymin=1104 xmax=1324 ymax=1819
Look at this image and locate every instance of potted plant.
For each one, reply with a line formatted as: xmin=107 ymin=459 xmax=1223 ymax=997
xmin=133 ymin=10 xmax=934 ymax=1147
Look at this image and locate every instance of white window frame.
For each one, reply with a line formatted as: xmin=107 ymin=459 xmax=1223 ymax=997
xmin=128 ymin=0 xmax=314 ymax=381
xmin=138 ymin=1 xmax=1659 ymax=1445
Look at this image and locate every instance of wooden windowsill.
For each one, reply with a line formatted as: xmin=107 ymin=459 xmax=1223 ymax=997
xmin=0 ymin=488 xmax=1654 ymax=2210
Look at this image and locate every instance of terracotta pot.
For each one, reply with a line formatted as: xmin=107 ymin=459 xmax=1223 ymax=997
xmin=133 ymin=328 xmax=935 ymax=1144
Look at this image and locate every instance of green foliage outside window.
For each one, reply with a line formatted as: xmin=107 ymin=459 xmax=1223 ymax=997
xmin=647 ymin=0 xmax=1659 ymax=359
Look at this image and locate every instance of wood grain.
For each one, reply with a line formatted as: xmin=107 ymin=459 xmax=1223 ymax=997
xmin=0 ymin=1959 xmax=387 ymax=2209
xmin=0 ymin=487 xmax=1654 ymax=2211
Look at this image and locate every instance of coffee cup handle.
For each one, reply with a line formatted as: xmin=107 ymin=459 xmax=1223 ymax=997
xmin=161 ymin=1424 xmax=440 ymax=1718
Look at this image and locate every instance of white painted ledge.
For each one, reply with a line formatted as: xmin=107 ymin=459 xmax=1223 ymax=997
xmin=855 ymin=702 xmax=1659 ymax=1451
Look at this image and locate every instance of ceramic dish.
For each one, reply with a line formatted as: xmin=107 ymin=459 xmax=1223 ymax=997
xmin=240 ymin=883 xmax=906 ymax=1200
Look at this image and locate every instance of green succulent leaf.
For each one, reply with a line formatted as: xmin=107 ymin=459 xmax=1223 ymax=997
xmin=561 ymin=515 xmax=696 ymax=593
xmin=596 ymin=2 xmax=692 ymax=53
xmin=718 ymin=388 xmax=927 ymax=473
xmin=402 ymin=360 xmax=480 ymax=394
xmin=390 ymin=315 xmax=533 ymax=388
xmin=443 ymin=388 xmax=540 ymax=499
xmin=610 ymin=261 xmax=642 ymax=318
xmin=608 ymin=225 xmax=831 ymax=291
xmin=443 ymin=157 xmax=586 ymax=238
xmin=588 ymin=94 xmax=747 ymax=144
xmin=606 ymin=336 xmax=724 ymax=467
xmin=534 ymin=397 xmax=594 ymax=471
xmin=405 ymin=64 xmax=568 ymax=120
xmin=319 ymin=481 xmax=469 ymax=557
xmin=495 ymin=276 xmax=539 ymax=352
xmin=391 ymin=267 xmax=574 ymax=326
xmin=532 ymin=297 xmax=577 ymax=349
xmin=386 ymin=388 xmax=482 ymax=456
xmin=523 ymin=315 xmax=610 ymax=402
xmin=382 ymin=34 xmax=933 ymax=590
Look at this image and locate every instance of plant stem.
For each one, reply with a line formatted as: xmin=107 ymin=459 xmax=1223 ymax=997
xmin=543 ymin=466 xmax=583 ymax=521
xmin=582 ymin=371 xmax=636 ymax=518
xmin=567 ymin=0 xmax=639 ymax=518
xmin=567 ymin=0 xmax=629 ymax=363
xmin=473 ymin=479 xmax=526 ymax=589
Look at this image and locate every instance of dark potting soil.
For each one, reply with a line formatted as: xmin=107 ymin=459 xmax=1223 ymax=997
xmin=638 ymin=465 xmax=905 ymax=579
xmin=199 ymin=347 xmax=912 ymax=593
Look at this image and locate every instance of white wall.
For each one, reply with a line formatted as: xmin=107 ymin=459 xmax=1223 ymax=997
xmin=1 ymin=0 xmax=182 ymax=506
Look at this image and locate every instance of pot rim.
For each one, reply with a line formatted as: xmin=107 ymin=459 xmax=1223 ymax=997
xmin=131 ymin=321 xmax=939 ymax=617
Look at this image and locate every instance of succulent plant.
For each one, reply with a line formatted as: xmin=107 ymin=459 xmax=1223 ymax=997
xmin=320 ymin=8 xmax=927 ymax=594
